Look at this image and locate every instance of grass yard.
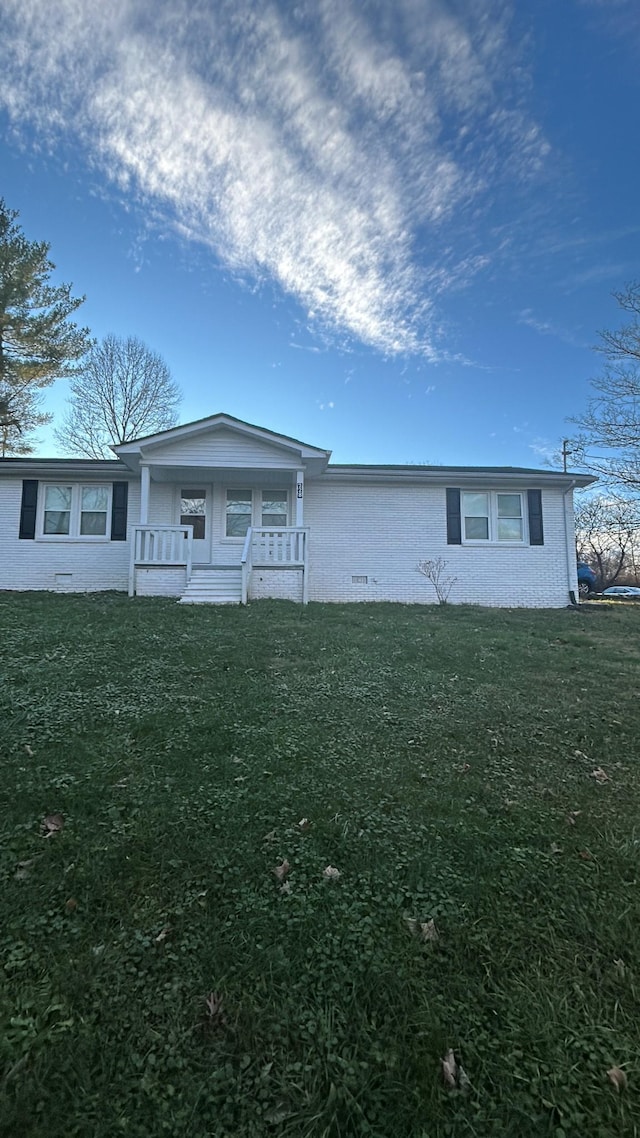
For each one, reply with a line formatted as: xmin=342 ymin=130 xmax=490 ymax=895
xmin=1 ymin=594 xmax=639 ymax=1138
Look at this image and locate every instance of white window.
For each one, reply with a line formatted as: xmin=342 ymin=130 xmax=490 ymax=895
xmin=462 ymin=491 xmax=524 ymax=543
xmin=226 ymin=490 xmax=253 ymax=538
xmin=262 ymin=490 xmax=288 ymax=528
xmin=225 ymin=489 xmax=289 ymax=538
xmin=40 ymin=484 xmax=111 ymax=539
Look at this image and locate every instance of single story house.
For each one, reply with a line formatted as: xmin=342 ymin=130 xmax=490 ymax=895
xmin=0 ymin=412 xmax=595 ymax=606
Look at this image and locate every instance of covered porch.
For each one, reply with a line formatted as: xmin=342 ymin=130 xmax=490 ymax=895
xmin=111 ymin=411 xmax=331 ymax=604
xmin=128 ymin=464 xmax=310 ymax=603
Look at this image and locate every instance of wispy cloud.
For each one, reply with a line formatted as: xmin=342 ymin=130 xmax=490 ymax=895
xmin=0 ymin=0 xmax=548 ymax=355
xmin=517 ymin=308 xmax=588 ymax=347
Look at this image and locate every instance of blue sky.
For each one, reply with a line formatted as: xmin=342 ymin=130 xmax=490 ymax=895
xmin=0 ymin=0 xmax=638 ymax=465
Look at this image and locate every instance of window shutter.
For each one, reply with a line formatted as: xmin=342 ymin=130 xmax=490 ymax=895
xmin=527 ymin=489 xmax=544 ymax=545
xmin=111 ymin=482 xmax=129 ymax=541
xmin=19 ymin=480 xmax=38 ymax=539
xmin=446 ymin=488 xmax=462 ymax=544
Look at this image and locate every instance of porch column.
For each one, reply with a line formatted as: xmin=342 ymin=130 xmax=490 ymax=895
xmin=140 ymin=464 xmax=150 ymax=524
xmin=295 ymin=471 xmax=304 ymax=525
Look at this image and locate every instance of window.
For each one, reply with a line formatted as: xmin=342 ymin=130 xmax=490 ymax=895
xmin=462 ymin=492 xmax=489 ymax=541
xmin=225 ymin=488 xmax=290 ymax=537
xmin=80 ymin=486 xmax=109 ymax=535
xmin=180 ymin=488 xmax=206 ymax=540
xmin=262 ymin=490 xmax=288 ymax=527
xmin=226 ymin=490 xmax=253 ymax=538
xmin=40 ymin=484 xmax=111 ymax=539
xmin=462 ymin=491 xmax=525 ymax=543
xmin=44 ymin=485 xmax=72 ymax=534
xmin=496 ymin=494 xmax=523 ymax=542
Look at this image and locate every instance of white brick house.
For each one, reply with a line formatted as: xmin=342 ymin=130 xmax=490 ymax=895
xmin=0 ymin=413 xmax=595 ymax=606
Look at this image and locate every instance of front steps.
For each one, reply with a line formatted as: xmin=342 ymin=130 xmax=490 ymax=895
xmin=179 ymin=567 xmax=242 ymax=605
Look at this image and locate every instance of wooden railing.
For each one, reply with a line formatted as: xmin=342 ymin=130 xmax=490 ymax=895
xmin=129 ymin=525 xmax=193 ymax=596
xmin=241 ymin=526 xmax=309 ymax=604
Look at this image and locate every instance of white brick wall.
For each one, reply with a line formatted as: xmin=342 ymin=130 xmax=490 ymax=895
xmin=304 ymin=481 xmax=575 ymax=607
xmin=135 ymin=566 xmax=186 ymax=597
xmin=0 ymin=473 xmax=578 ymax=607
xmin=249 ymin=567 xmax=303 ymax=602
xmin=0 ymin=478 xmax=139 ymax=593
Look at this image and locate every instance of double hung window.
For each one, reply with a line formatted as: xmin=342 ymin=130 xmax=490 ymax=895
xmin=462 ymin=492 xmax=524 ymax=543
xmin=225 ymin=489 xmax=289 ymax=537
xmin=41 ymin=484 xmax=111 ymax=538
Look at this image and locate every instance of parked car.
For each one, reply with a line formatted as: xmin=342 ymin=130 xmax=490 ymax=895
xmin=577 ymin=562 xmax=597 ymax=597
xmin=602 ymin=585 xmax=640 ymax=598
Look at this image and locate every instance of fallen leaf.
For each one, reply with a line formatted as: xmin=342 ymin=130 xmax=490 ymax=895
xmin=441 ymin=1049 xmax=458 ymax=1088
xmin=279 ymin=881 xmax=292 ymax=895
xmin=420 ymin=918 xmax=439 ymax=941
xmin=273 ymin=860 xmax=290 ymax=882
xmin=204 ymin=991 xmax=227 ymax=1027
xmin=441 ymin=1048 xmax=470 ymax=1092
xmin=578 ymin=849 xmax=593 ymax=861
xmin=550 ymin=842 xmax=563 ymax=855
xmin=607 ymin=1066 xmax=628 ymax=1091
xmin=566 ymin=810 xmax=582 ymax=825
xmin=405 ymin=917 xmax=439 ymax=942
xmin=154 ymin=926 xmax=171 ymax=943
xmin=42 ymin=813 xmax=64 ymax=836
xmin=460 ymin=763 xmax=471 ymax=773
xmin=323 ymin=865 xmax=341 ymax=880
xmin=263 ymin=830 xmax=277 ymax=843
xmin=15 ymin=859 xmax=35 ymax=880
xmin=297 ymin=818 xmax=311 ymax=831
xmin=457 ymin=1064 xmax=471 ymax=1093
xmin=591 ymin=767 xmax=610 ymax=783
xmin=65 ymin=898 xmax=78 ymax=913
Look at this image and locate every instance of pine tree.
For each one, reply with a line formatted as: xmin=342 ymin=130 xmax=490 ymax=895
xmin=0 ymin=199 xmax=91 ymax=454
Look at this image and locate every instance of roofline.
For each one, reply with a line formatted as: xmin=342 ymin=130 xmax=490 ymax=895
xmin=0 ymin=456 xmax=596 ymax=487
xmin=0 ymin=458 xmax=129 ymax=476
xmin=112 ymin=412 xmax=332 ymax=458
xmin=321 ymin=465 xmax=596 ymax=487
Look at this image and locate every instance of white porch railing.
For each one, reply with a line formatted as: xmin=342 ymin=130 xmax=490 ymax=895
xmin=129 ymin=525 xmax=193 ymax=596
xmin=241 ymin=526 xmax=309 ymax=605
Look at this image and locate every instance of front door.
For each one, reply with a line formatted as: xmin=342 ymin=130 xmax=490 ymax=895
xmin=179 ymin=486 xmax=210 ymax=563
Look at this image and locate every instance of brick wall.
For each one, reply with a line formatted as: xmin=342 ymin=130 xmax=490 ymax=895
xmin=0 ymin=478 xmax=138 ymax=593
xmin=304 ymin=481 xmax=576 ymax=607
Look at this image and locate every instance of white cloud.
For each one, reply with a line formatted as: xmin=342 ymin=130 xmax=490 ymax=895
xmin=0 ymin=0 xmax=548 ymax=355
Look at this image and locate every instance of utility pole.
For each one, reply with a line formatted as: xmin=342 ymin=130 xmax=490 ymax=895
xmin=562 ymin=439 xmax=571 ymax=473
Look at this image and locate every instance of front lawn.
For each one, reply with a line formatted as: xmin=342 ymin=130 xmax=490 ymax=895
xmin=1 ymin=595 xmax=639 ymax=1137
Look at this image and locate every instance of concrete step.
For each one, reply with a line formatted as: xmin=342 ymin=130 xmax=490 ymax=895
xmin=179 ymin=568 xmax=242 ymax=605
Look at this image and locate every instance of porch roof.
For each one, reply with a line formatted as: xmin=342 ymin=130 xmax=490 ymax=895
xmin=112 ymin=412 xmax=332 ymax=476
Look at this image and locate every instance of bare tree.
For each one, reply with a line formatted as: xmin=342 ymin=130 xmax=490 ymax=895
xmin=575 ymin=493 xmax=640 ymax=588
xmin=417 ymin=557 xmax=457 ymax=604
xmin=570 ymin=283 xmax=640 ymax=492
xmin=56 ymin=334 xmax=181 ymax=458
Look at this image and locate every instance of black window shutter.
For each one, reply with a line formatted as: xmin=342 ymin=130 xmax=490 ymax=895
xmin=111 ymin=482 xmax=129 ymax=541
xmin=527 ymin=489 xmax=544 ymax=545
xmin=446 ymin=488 xmax=462 ymax=544
xmin=19 ymin=480 xmax=38 ymax=539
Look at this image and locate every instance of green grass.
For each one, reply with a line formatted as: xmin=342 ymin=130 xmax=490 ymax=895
xmin=1 ymin=594 xmax=639 ymax=1138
